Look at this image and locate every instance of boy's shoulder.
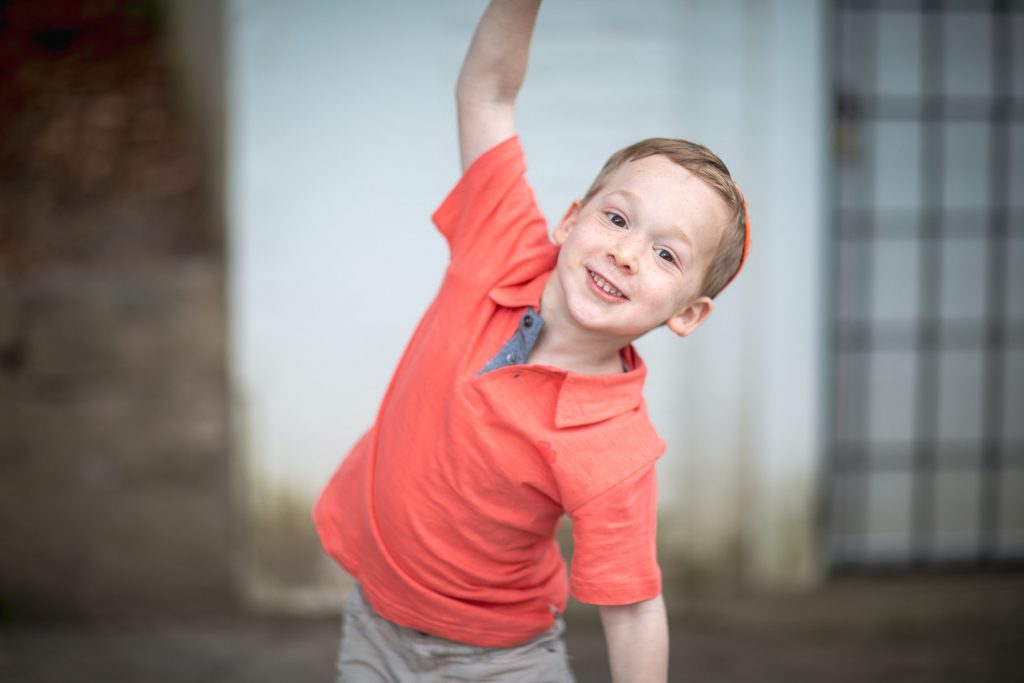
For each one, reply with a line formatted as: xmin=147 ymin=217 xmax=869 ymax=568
xmin=433 ymin=135 xmax=554 ymax=289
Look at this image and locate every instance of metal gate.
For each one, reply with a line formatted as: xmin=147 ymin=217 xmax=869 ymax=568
xmin=827 ymin=0 xmax=1023 ymax=568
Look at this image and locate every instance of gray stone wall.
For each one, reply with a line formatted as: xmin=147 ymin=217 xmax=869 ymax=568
xmin=0 ymin=0 xmax=233 ymax=618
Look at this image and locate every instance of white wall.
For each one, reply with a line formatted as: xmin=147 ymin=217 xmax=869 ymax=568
xmin=227 ymin=0 xmax=829 ymax=607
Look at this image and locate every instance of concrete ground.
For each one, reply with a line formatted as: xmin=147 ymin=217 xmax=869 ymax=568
xmin=1 ymin=573 xmax=1021 ymax=683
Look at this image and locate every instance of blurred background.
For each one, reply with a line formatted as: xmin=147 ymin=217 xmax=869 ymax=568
xmin=0 ymin=0 xmax=1021 ymax=681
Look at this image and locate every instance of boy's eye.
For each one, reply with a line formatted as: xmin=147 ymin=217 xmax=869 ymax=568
xmin=656 ymin=248 xmax=676 ymax=264
xmin=605 ymin=212 xmax=626 ymax=228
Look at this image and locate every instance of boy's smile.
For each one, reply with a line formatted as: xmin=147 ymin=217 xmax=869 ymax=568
xmin=541 ymin=154 xmax=732 ymax=351
xmin=586 ymin=268 xmax=628 ymax=301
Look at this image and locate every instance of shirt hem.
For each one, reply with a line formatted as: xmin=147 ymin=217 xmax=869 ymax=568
xmin=363 ymin=587 xmax=558 ymax=648
xmin=570 ymin=575 xmax=662 ymax=606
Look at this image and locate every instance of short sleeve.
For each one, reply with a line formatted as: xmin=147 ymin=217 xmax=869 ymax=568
xmin=431 ymin=136 xmax=552 ymax=284
xmin=568 ymin=464 xmax=662 ymax=605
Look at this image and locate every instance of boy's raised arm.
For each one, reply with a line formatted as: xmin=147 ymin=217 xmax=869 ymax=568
xmin=456 ymin=0 xmax=542 ymax=171
xmin=600 ymin=594 xmax=669 ymax=683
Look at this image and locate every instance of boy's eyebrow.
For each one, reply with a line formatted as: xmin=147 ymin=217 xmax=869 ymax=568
xmin=607 ymin=189 xmax=694 ymax=248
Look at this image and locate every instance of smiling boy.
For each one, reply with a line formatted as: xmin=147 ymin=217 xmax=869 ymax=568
xmin=314 ymin=1 xmax=749 ymax=682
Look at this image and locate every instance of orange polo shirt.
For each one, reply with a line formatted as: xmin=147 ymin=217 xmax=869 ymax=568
xmin=313 ymin=136 xmax=665 ymax=647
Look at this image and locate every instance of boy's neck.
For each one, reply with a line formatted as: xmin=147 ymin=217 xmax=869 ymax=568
xmin=528 ymin=272 xmax=633 ymax=376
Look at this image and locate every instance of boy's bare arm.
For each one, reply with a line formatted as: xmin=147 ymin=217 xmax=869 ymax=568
xmin=456 ymin=0 xmax=542 ymax=170
xmin=599 ymin=594 xmax=669 ymax=683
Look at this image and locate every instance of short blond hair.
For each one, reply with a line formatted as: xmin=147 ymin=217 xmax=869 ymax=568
xmin=581 ymin=138 xmax=747 ymax=299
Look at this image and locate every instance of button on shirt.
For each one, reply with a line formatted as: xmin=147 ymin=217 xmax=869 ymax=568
xmin=478 ymin=307 xmax=544 ymax=375
xmin=313 ymin=136 xmax=665 ymax=648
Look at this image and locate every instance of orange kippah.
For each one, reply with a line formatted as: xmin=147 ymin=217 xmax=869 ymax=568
xmin=721 ymin=190 xmax=750 ymax=291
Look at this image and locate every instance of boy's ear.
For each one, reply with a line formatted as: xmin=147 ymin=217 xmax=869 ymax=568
xmin=553 ymin=200 xmax=581 ymax=245
xmin=666 ymin=296 xmax=714 ymax=337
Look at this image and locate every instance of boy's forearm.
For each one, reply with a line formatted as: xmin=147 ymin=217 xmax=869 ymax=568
xmin=599 ymin=594 xmax=669 ymax=683
xmin=456 ymin=0 xmax=543 ymax=105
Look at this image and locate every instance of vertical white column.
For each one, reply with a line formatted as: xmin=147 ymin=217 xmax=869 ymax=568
xmin=739 ymin=0 xmax=829 ymax=587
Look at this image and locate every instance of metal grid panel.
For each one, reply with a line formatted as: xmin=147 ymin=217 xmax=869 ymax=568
xmin=828 ymin=0 xmax=1024 ymax=568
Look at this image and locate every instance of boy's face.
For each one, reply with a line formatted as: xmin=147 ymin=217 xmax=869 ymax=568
xmin=551 ymin=155 xmax=731 ymax=341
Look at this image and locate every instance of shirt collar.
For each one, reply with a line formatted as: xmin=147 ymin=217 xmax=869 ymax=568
xmin=489 ymin=270 xmax=648 ymax=429
xmin=554 ymin=346 xmax=647 ymax=428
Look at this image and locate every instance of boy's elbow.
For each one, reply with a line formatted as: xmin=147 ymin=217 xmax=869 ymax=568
xmin=456 ymin=80 xmax=518 ymax=110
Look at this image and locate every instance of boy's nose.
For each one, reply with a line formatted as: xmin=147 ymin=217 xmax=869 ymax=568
xmin=609 ymin=236 xmax=642 ymax=273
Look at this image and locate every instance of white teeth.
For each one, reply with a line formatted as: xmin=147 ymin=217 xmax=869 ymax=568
xmin=589 ymin=270 xmax=624 ymax=298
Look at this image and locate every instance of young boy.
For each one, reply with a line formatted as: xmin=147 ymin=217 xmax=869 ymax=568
xmin=314 ymin=1 xmax=749 ymax=681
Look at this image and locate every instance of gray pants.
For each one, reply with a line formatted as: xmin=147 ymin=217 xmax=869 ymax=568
xmin=336 ymin=586 xmax=577 ymax=682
